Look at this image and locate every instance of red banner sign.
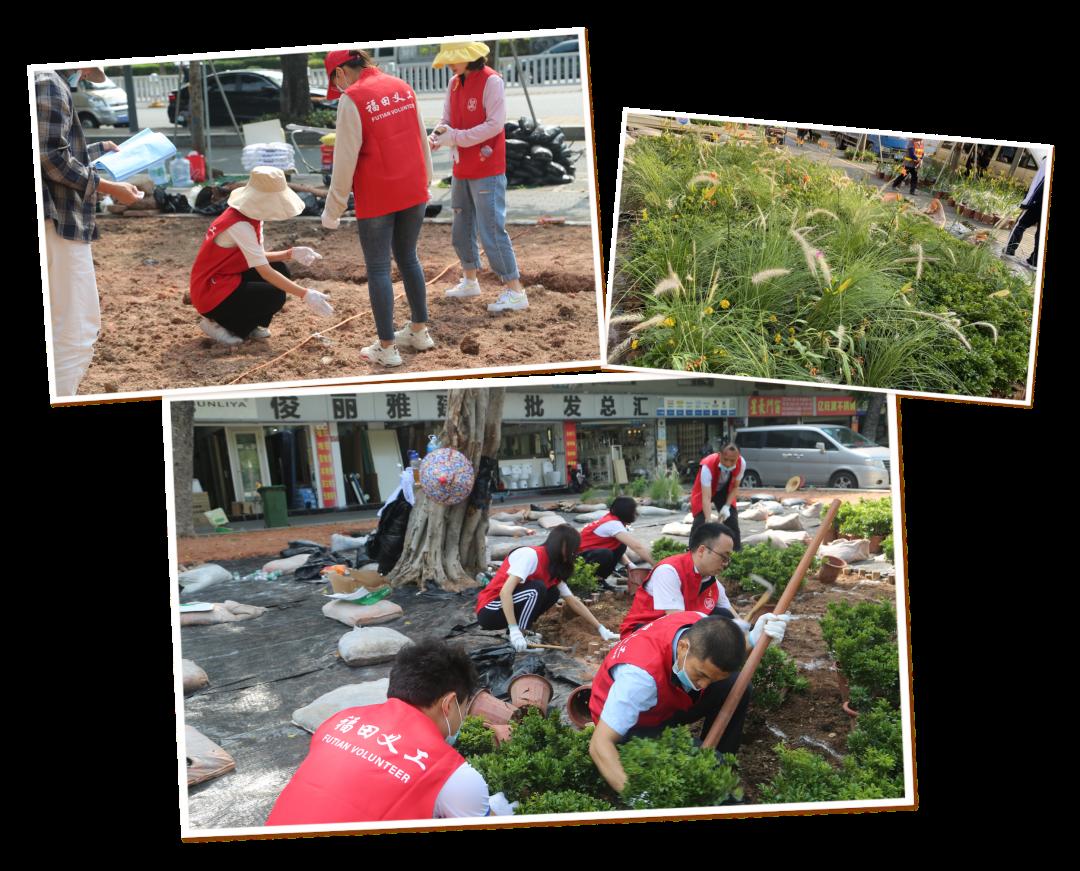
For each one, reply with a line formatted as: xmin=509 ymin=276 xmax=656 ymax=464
xmin=563 ymin=422 xmax=578 ymax=481
xmin=315 ymin=424 xmax=337 ymax=508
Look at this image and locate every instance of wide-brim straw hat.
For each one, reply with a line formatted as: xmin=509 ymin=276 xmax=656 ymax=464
xmin=227 ymin=166 xmax=305 ymax=222
xmin=432 ymin=42 xmax=490 ymax=68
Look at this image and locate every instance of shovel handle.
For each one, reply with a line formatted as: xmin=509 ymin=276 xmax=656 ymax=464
xmin=526 ymin=642 xmax=572 ymax=651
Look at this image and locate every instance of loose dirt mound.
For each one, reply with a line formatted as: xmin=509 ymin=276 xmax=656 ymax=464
xmin=80 ymin=219 xmax=600 ymax=394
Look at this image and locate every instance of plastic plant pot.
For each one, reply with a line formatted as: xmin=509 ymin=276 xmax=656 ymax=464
xmin=868 ymin=534 xmax=884 ymax=555
xmin=565 ymin=684 xmax=593 ymax=729
xmin=627 ymin=567 xmax=649 ymax=597
xmin=818 ymin=555 xmax=846 ymax=583
xmin=508 ymin=674 xmax=554 ymax=714
xmin=488 ymin=723 xmax=513 ymax=745
xmin=466 ymin=689 xmax=517 ymax=726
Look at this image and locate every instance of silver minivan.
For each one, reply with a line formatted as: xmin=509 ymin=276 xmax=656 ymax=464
xmin=734 ymin=425 xmax=890 ymax=489
xmin=72 ymin=76 xmax=130 ymax=128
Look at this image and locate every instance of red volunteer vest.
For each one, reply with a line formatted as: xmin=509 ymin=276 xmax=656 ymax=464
xmin=620 ymin=552 xmax=721 ymax=637
xmin=448 ymin=66 xmax=507 ymax=180
xmin=690 ymin=454 xmax=746 ymax=515
xmin=590 ymin=611 xmax=707 ymax=729
xmin=579 ymin=514 xmax=623 ymax=552
xmin=345 ymin=67 xmax=430 ymax=219
xmin=265 ymin=698 xmax=464 ymax=825
xmin=475 ymin=545 xmax=556 ymax=612
xmin=189 ymin=207 xmax=262 ymax=313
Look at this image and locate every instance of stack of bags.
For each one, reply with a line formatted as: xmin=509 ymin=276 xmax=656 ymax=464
xmin=503 ymin=117 xmax=576 ymax=187
xmin=241 ymin=142 xmax=296 ymax=173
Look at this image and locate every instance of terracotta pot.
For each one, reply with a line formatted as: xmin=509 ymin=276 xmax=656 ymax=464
xmin=508 ymin=673 xmax=554 ymax=715
xmin=835 ymin=663 xmax=859 ymax=718
xmin=868 ymin=534 xmax=884 ymax=555
xmin=627 ymin=567 xmax=649 ymax=596
xmin=933 ymin=190 xmax=948 ymax=199
xmin=877 ymin=170 xmax=886 ymax=179
xmin=947 ymin=196 xmax=956 ymax=208
xmin=466 ymin=689 xmax=517 ymax=726
xmin=488 ymin=723 xmax=513 ymax=745
xmin=818 ymin=555 xmax=846 ymax=584
xmin=566 ymin=684 xmax=593 ymax=729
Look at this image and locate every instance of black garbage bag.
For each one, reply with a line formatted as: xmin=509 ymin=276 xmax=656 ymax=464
xmin=296 ymin=191 xmax=324 ymax=217
xmin=529 ymin=145 xmax=553 ymax=164
xmin=505 ymin=138 xmax=530 ymax=156
xmin=517 ymin=116 xmax=536 ymax=135
xmin=467 ymin=645 xmax=547 ymax=698
xmin=153 ymin=187 xmax=192 ymax=213
xmin=425 ymin=203 xmax=442 ymax=218
xmin=470 ymin=455 xmax=498 ymax=510
xmin=504 ymin=122 xmax=521 ymax=139
xmin=367 ymin=491 xmax=413 ymax=576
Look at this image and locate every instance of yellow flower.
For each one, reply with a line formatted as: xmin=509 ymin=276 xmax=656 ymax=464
xmin=663 ymin=317 xmax=676 ymax=328
xmin=704 ymin=307 xmax=714 ymax=315
xmin=774 ymin=333 xmax=782 ymax=344
xmin=668 ymin=339 xmax=675 ymax=347
xmin=769 ymin=314 xmax=778 ymax=323
xmin=836 ymin=278 xmax=853 ymax=294
xmin=642 ymin=209 xmax=649 ymax=222
xmin=720 ymin=299 xmax=731 ymax=310
xmin=788 ymin=326 xmax=796 ymax=334
xmin=631 ymin=339 xmax=639 ymax=350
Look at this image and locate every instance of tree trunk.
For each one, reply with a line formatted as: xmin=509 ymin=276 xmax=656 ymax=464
xmin=189 ymin=61 xmax=206 ymax=156
xmin=862 ymin=393 xmax=886 ymax=444
xmin=280 ymin=53 xmax=311 ymax=126
xmin=389 ymin=388 xmax=505 ymax=592
xmin=172 ymin=402 xmax=196 ymax=538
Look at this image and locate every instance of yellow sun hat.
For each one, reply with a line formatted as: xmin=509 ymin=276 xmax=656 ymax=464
xmin=432 ymin=42 xmax=490 ymax=68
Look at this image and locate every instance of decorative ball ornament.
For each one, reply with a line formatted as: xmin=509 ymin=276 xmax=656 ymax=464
xmin=419 ymin=448 xmax=475 ymax=505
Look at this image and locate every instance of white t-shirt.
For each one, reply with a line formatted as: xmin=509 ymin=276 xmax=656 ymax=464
xmin=590 ymin=519 xmax=628 ymax=539
xmin=506 ymin=547 xmax=571 ymax=599
xmin=644 ymin=563 xmax=733 ymax=614
xmin=214 ymin=220 xmax=268 ymax=269
xmin=432 ymin=762 xmax=489 ymax=818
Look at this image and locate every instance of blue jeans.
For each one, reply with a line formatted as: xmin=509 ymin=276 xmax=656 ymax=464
xmin=355 ymin=201 xmax=428 ymax=341
xmin=450 ymin=174 xmax=520 ymax=283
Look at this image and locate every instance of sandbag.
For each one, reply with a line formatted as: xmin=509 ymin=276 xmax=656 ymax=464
xmin=178 ymin=564 xmax=232 ymax=594
xmin=262 ymin=553 xmax=311 ymax=574
xmin=820 ymin=539 xmax=872 ymax=563
xmin=683 ymin=512 xmax=695 ymax=523
xmin=740 ymin=505 xmax=769 ymax=522
xmin=182 ymin=659 xmax=209 ymax=694
xmin=527 ymin=510 xmax=558 ymax=520
xmin=492 ymin=511 xmax=526 ymax=522
xmin=181 ymin=601 xmax=268 ymax=626
xmin=782 ymin=498 xmax=807 ymax=507
xmin=574 ymin=510 xmax=608 ymax=523
xmin=742 ymin=530 xmax=812 ymax=549
xmin=800 ymin=503 xmax=824 ymax=519
xmin=761 ymin=501 xmax=786 ymax=515
xmin=186 ymin=726 xmax=236 ymax=786
xmin=538 ymin=515 xmax=567 ymax=529
xmin=735 ymin=501 xmax=751 ymax=510
xmin=322 ymin=599 xmax=404 ymax=627
xmin=573 ymin=503 xmax=608 ymax=513
xmin=489 ymin=542 xmax=519 ymax=560
xmin=749 ymin=494 xmax=776 ymax=503
xmin=489 ymin=520 xmax=532 ymax=537
xmin=661 ymin=522 xmax=693 ymax=537
xmin=293 ymin=680 xmax=390 ymax=733
xmin=636 ymin=506 xmax=676 ymax=516
xmin=767 ymin=513 xmax=806 ymax=531
xmin=338 ymin=626 xmax=412 ymax=667
xmin=331 ymin=533 xmax=368 ymax=552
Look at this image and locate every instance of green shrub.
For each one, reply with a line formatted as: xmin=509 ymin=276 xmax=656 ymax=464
xmin=628 ymin=477 xmax=649 ymax=498
xmin=620 ymin=726 xmax=742 ymax=809
xmin=725 ymin=542 xmax=818 ymax=597
xmin=455 ymin=716 xmax=497 ymax=758
xmin=759 ymin=744 xmax=901 ymax=803
xmin=882 ymin=534 xmax=895 ymax=562
xmin=565 ymin=556 xmax=600 ymax=597
xmin=836 ymin=497 xmax=893 ymax=539
xmin=754 ymin=646 xmax=809 ymax=710
xmin=517 ymin=790 xmax=615 ymax=815
xmin=580 ymin=488 xmax=599 ymax=504
xmin=820 ymin=601 xmax=900 ymax=707
xmin=651 ymin=536 xmax=687 ymax=562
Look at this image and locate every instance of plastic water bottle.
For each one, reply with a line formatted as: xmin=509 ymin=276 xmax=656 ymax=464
xmin=148 ymin=159 xmax=168 ymax=186
xmin=426 ymin=434 xmax=441 ymax=454
xmin=170 ymin=154 xmax=192 ymax=187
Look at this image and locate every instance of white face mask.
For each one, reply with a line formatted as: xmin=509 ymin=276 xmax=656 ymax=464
xmin=444 ymin=696 xmax=465 ymax=746
xmin=67 ymin=70 xmax=82 ymax=87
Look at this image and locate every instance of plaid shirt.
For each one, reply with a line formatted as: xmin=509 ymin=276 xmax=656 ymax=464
xmin=35 ymin=71 xmax=105 ymax=243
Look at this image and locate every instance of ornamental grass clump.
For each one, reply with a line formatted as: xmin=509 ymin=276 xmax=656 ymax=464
xmin=612 ymin=132 xmax=1033 ymax=397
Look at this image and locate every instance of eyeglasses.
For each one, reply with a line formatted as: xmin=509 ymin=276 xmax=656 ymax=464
xmin=702 ymin=545 xmax=732 ymax=567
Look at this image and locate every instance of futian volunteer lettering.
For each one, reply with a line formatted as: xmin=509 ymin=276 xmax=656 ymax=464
xmin=320 ymin=714 xmax=437 ymax=783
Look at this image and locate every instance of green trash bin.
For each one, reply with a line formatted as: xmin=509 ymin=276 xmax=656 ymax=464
xmin=258 ymin=485 xmax=289 ymax=528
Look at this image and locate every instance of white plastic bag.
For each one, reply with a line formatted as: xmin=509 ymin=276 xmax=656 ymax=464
xmin=178 ymin=564 xmax=232 ymax=594
xmin=331 ymin=533 xmax=368 ymax=552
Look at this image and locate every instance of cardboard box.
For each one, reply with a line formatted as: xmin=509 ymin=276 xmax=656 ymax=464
xmin=192 ymin=492 xmax=211 ymax=513
xmin=231 ymin=501 xmax=256 ymax=517
xmin=326 ymin=568 xmax=384 ymax=595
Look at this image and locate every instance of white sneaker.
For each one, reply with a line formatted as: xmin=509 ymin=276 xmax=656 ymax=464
xmin=445 ymin=277 xmax=482 ymax=298
xmin=360 ymin=341 xmax=403 ymax=367
xmin=247 ymin=326 xmax=272 ymax=340
xmin=199 ymin=317 xmax=243 ymax=346
xmin=487 ymin=289 xmax=529 ymax=312
xmin=394 ymin=325 xmax=435 ymax=351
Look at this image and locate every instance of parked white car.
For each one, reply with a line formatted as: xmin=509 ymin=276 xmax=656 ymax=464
xmin=734 ymin=425 xmax=890 ymax=489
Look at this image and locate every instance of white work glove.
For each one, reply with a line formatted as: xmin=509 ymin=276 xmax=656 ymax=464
xmin=733 ymin=618 xmax=752 ymax=634
xmin=320 ymin=211 xmax=340 ymax=230
xmin=718 ymin=505 xmax=732 ymax=523
xmin=597 ymin=625 xmax=619 ymax=642
xmin=303 ymin=289 xmax=334 ymax=317
xmin=433 ymin=126 xmax=456 ymax=147
xmin=508 ymin=624 xmax=528 ymax=652
xmin=291 ymin=246 xmax=322 ymax=266
xmin=488 ymin=792 xmax=518 ymax=816
xmin=749 ymin=612 xmax=791 ymax=647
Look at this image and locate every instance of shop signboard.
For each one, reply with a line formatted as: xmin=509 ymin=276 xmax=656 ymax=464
xmin=314 ymin=424 xmax=336 ymax=508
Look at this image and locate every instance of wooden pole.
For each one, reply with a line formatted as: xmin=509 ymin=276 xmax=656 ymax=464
xmin=701 ymin=498 xmax=842 ymax=750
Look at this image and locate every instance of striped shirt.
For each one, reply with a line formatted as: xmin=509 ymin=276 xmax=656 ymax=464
xmin=36 ymin=71 xmax=106 ymax=243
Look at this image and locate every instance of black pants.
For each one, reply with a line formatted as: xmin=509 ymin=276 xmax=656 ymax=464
xmin=1005 ymin=204 xmax=1041 ymax=264
xmin=625 ymin=672 xmax=753 ymax=756
xmin=204 ymin=262 xmax=290 ymax=338
xmin=690 ymin=503 xmax=741 ymax=550
xmin=891 ymin=167 xmax=917 ymax=195
xmin=476 ymin=579 xmax=561 ymax=631
xmin=579 ymin=544 xmax=627 ymax=580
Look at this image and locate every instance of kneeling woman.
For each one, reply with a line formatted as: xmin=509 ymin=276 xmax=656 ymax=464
xmin=190 ymin=166 xmax=334 ymax=345
xmin=476 ymin=526 xmax=619 ymax=651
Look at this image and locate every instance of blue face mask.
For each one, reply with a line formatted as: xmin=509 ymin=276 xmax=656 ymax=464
xmin=67 ymin=70 xmax=82 ymax=87
xmin=673 ymin=645 xmax=696 ymax=692
xmin=444 ymin=697 xmax=465 ymax=746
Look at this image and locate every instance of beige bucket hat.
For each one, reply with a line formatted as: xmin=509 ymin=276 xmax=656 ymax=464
xmin=432 ymin=42 xmax=490 ymax=68
xmin=227 ymin=166 xmax=305 ymax=222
